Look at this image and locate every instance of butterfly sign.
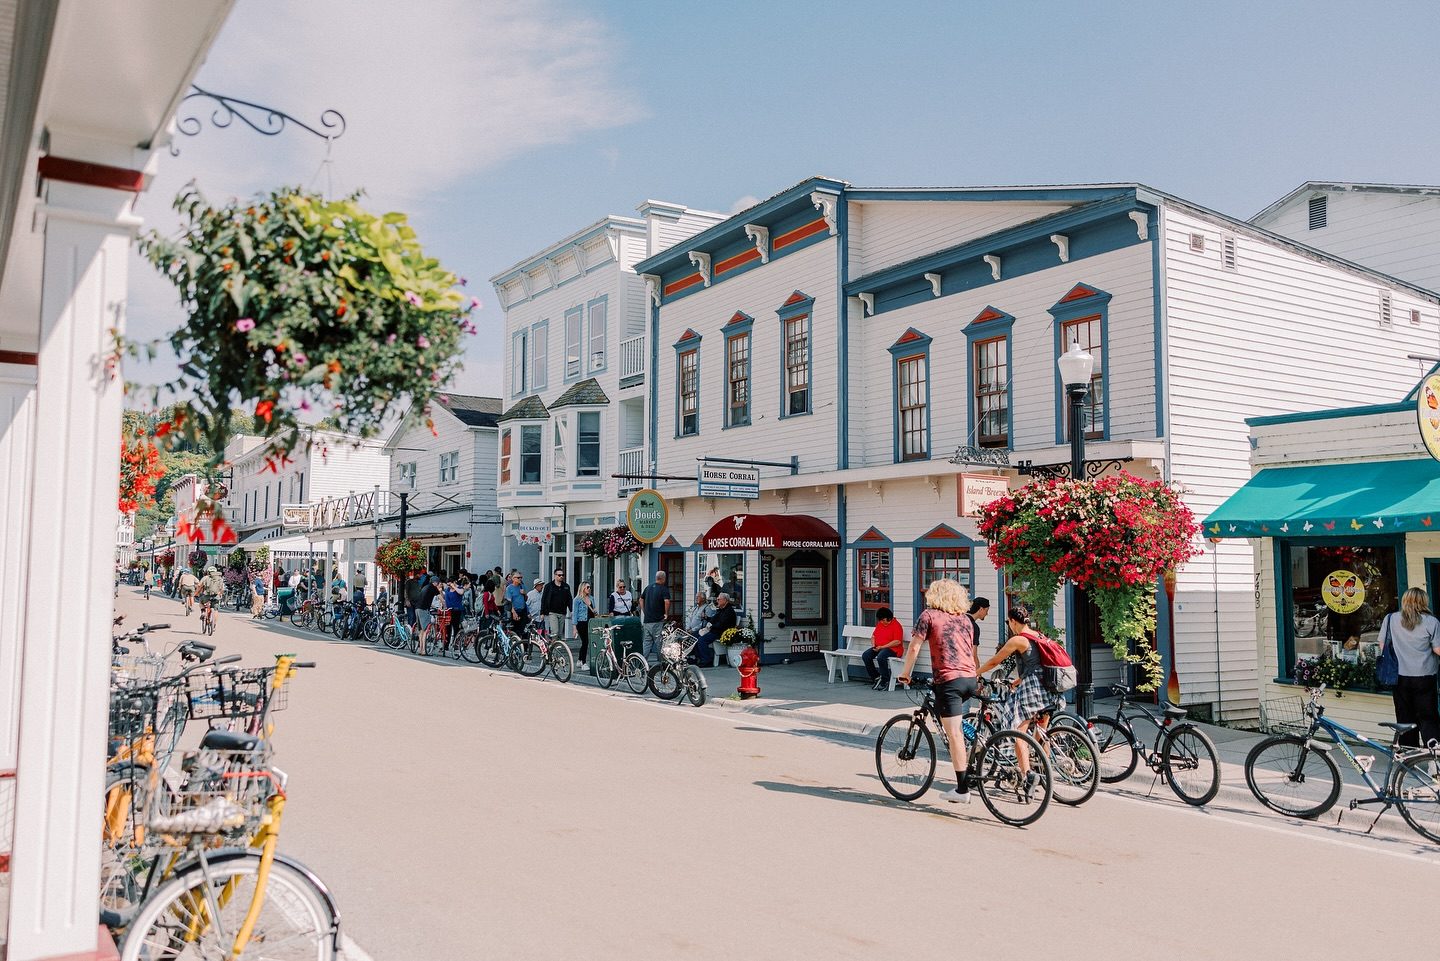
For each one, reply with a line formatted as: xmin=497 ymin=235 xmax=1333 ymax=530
xmin=1322 ymin=569 xmax=1365 ymax=615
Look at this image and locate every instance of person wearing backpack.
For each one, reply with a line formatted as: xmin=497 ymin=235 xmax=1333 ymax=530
xmin=976 ymin=602 xmax=1068 ymax=797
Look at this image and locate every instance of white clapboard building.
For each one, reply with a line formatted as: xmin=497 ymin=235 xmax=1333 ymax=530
xmin=631 ymin=176 xmax=1440 ymax=719
xmin=491 ymin=201 xmax=723 ymax=597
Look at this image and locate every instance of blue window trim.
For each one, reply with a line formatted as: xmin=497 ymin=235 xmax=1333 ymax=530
xmin=722 ymin=312 xmax=754 ymax=430
xmin=911 ymin=525 xmax=978 ymax=621
xmin=777 ymin=292 xmax=815 ymax=419
xmin=962 ymin=307 xmax=1015 ymax=450
xmin=563 ymin=306 xmax=584 ymax=384
xmin=1050 ymin=285 xmax=1112 ymax=445
xmin=586 ymin=295 xmax=608 ymax=377
xmin=849 ymin=528 xmax=896 ymax=625
xmin=530 ymin=319 xmax=548 ymax=391
xmin=674 ymin=330 xmax=702 ymax=438
xmin=887 ymin=328 xmax=933 ymax=463
xmin=510 ymin=329 xmax=527 ymax=397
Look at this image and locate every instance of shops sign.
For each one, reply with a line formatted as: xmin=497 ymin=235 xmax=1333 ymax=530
xmin=626 ymin=489 xmax=669 ymax=544
xmin=1419 ymin=371 xmax=1440 ymax=462
xmin=698 ymin=464 xmax=760 ymax=499
xmin=958 ymin=473 xmax=1011 ymax=517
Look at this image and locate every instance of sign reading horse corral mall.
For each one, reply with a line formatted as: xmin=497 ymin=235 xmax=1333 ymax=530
xmin=958 ymin=473 xmax=1011 ymax=517
xmin=626 ymin=489 xmax=669 ymax=543
xmin=698 ymin=464 xmax=760 ymax=499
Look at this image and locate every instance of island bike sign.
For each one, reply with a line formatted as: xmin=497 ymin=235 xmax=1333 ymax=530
xmin=626 ymin=489 xmax=669 ymax=544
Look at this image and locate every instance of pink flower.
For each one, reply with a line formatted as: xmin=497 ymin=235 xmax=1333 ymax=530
xmin=468 ymin=297 xmax=482 ymax=311
xmin=386 ymin=333 xmax=397 ymax=345
xmin=293 ymin=353 xmax=308 ymax=366
xmin=417 ymin=335 xmax=430 ymax=349
xmin=403 ymin=291 xmax=423 ymax=307
xmin=235 ymin=318 xmax=256 ymax=332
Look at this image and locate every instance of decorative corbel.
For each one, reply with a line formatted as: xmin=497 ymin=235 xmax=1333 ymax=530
xmin=641 ymin=274 xmax=661 ymax=307
xmin=542 ymin=258 xmax=559 ymax=288
xmin=520 ymin=272 xmax=534 ymax=298
xmin=605 ymin=230 xmax=621 ymax=264
xmin=572 ymin=242 xmax=588 ymax=274
xmin=1050 ymin=234 xmax=1070 ymax=263
xmin=927 ymin=475 xmax=941 ymax=497
xmin=983 ymin=254 xmax=1002 ymax=281
xmin=857 ymin=292 xmax=875 ymax=316
xmin=869 ymin=479 xmax=884 ymax=502
xmin=777 ymin=489 xmax=790 ymax=508
xmin=1128 ymin=211 xmax=1149 ymax=241
xmin=924 ymin=272 xmax=942 ymax=297
xmin=744 ymin=224 xmax=770 ymax=264
xmin=689 ymin=251 xmax=712 ymax=288
xmin=810 ymin=191 xmax=839 ymax=235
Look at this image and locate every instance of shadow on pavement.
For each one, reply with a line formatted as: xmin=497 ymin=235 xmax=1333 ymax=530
xmin=753 ymin=779 xmax=1006 ymax=830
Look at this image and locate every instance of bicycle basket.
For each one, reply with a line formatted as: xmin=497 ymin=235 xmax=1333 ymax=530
xmin=185 ymin=668 xmax=279 ymax=721
xmin=1259 ymin=695 xmax=1310 ymax=735
xmin=112 ymin=654 xmax=166 ymax=686
xmin=149 ymin=747 xmax=274 ymax=843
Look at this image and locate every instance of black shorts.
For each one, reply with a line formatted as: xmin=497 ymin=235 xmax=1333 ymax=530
xmin=933 ymin=676 xmax=979 ymax=718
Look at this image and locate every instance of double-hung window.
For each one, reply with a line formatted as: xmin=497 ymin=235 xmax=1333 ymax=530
xmin=1060 ymin=315 xmax=1104 ymax=439
xmin=576 ymin=411 xmax=600 ymax=477
xmin=784 ymin=314 xmax=809 ymax=415
xmin=520 ymin=425 xmax=542 ymax=484
xmin=917 ymin=547 xmax=971 ymax=593
xmin=1050 ymin=285 xmax=1111 ymax=443
xmin=552 ymin=414 xmax=568 ymax=477
xmin=530 ymin=321 xmax=548 ymax=391
xmin=510 ymin=330 xmax=527 ymax=396
xmin=398 ymin=461 xmax=417 ymax=490
xmin=679 ymin=348 xmax=699 ymax=436
xmin=586 ymin=297 xmax=607 ymax=374
xmin=724 ymin=312 xmax=753 ymax=428
xmin=888 ymin=328 xmax=933 ymax=462
xmin=974 ymin=338 xmax=1008 ymax=447
xmin=438 ymin=451 xmax=459 ymax=485
xmin=564 ymin=307 xmax=583 ymax=381
xmin=499 ymin=430 xmax=511 ymax=485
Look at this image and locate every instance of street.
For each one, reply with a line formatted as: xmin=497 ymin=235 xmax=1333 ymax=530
xmin=116 ymin=589 xmax=1437 ymax=961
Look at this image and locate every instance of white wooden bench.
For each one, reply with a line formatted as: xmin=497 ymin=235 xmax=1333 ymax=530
xmin=822 ymin=626 xmax=873 ymax=682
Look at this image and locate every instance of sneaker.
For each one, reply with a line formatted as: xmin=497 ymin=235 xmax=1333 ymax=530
xmin=1022 ymin=771 xmax=1040 ymax=800
xmin=872 ymin=678 xmax=886 ymax=691
xmin=938 ymin=788 xmax=972 ymax=804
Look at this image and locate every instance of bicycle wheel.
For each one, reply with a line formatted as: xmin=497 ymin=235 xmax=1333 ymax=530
xmin=1392 ymin=751 xmax=1440 ymax=843
xmin=975 ymin=730 xmax=1052 ymax=827
xmin=513 ymin=639 xmax=547 ymax=676
xmin=1244 ymin=735 xmax=1340 ymax=819
xmin=1088 ymin=715 xmax=1139 ymax=783
xmin=681 ymin=665 xmax=707 ymax=706
xmin=1043 ymin=725 xmax=1099 ymax=806
xmin=459 ymin=629 xmax=482 ymax=664
xmin=595 ymin=653 xmax=617 ymax=688
xmin=118 ymin=854 xmax=336 ymax=961
xmin=548 ymin=643 xmax=574 ymax=683
xmin=363 ymin=616 xmax=382 ymax=643
xmin=649 ymin=663 xmax=682 ymax=700
xmin=623 ymin=653 xmax=650 ymax=694
xmin=477 ymin=631 xmax=503 ymax=667
xmin=874 ymin=714 xmax=937 ymax=801
xmin=1161 ymin=724 xmax=1221 ymax=806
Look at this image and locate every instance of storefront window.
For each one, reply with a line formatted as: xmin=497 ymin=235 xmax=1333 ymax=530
xmin=918 ymin=548 xmax=971 ymax=594
xmin=857 ymin=548 xmax=892 ymax=626
xmin=1283 ymin=541 xmax=1399 ymax=676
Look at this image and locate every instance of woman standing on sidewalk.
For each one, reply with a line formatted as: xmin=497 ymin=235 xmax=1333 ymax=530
xmin=1382 ymin=587 xmax=1440 ymax=748
xmin=573 ymin=583 xmax=596 ymax=664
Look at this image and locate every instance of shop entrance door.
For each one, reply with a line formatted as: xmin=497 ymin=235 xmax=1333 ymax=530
xmin=659 ymin=552 xmax=685 ymax=627
xmin=1426 ymin=559 xmax=1440 ymax=614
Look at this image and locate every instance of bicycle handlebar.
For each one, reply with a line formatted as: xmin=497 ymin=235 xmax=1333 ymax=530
xmin=139 ymin=623 xmax=170 ymax=633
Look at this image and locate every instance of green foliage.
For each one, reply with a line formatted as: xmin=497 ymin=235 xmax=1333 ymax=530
xmin=1091 ymin=585 xmax=1163 ymax=692
xmin=256 ymin=545 xmax=271 ymax=569
xmin=139 ymin=186 xmax=473 ymax=464
xmin=227 ymin=546 xmax=248 ymax=570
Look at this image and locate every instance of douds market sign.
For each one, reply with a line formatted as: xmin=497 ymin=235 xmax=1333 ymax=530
xmin=626 ymin=489 xmax=669 ymax=544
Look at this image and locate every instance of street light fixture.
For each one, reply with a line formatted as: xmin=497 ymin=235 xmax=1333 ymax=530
xmin=1057 ymin=340 xmax=1096 ymax=717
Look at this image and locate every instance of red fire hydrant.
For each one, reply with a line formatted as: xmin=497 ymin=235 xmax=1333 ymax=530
xmin=737 ymin=644 xmax=761 ymax=699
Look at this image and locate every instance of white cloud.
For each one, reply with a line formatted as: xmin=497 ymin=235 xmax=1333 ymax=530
xmin=729 ymin=194 xmax=761 ymax=214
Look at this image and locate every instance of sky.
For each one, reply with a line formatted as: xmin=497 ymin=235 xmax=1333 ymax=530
xmin=126 ymin=0 xmax=1440 ymax=396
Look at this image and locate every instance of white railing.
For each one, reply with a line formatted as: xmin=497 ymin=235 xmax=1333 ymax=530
xmin=619 ymin=334 xmax=646 ymax=382
xmin=617 ymin=447 xmax=645 ymax=495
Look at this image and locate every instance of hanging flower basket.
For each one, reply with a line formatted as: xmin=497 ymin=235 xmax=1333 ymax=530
xmin=375 ymin=537 xmax=428 ymax=577
xmin=139 ymin=185 xmax=477 ymax=463
xmin=978 ymin=473 xmax=1200 ymax=691
xmin=156 ymin=549 xmax=176 ymax=569
xmin=118 ymin=430 xmax=165 ymax=515
xmin=576 ymin=526 xmax=643 ymax=559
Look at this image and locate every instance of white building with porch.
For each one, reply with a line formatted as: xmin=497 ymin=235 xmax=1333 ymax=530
xmin=491 ymin=201 xmax=722 ymax=597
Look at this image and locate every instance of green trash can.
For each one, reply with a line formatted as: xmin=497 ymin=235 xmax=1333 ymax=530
xmin=277 ymin=587 xmax=297 ymax=615
xmin=587 ymin=615 xmax=642 ymax=672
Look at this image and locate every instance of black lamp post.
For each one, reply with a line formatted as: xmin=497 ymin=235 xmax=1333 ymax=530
xmin=1057 ymin=341 xmax=1097 ymax=718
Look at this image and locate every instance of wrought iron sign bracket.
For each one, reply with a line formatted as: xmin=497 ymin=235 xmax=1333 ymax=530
xmin=169 ymin=85 xmax=347 ymax=156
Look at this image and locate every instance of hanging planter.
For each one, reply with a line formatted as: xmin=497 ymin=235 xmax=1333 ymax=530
xmin=139 ymin=185 xmax=477 ymax=464
xmin=576 ymin=526 xmax=643 ymax=559
xmin=156 ymin=549 xmax=176 ymax=569
xmin=375 ymin=537 xmax=428 ymax=577
xmin=978 ymin=473 xmax=1200 ymax=692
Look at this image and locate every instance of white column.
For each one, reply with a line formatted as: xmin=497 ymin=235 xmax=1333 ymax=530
xmin=0 ymin=364 xmax=37 ymax=771
xmin=8 ymin=180 xmax=139 ymax=960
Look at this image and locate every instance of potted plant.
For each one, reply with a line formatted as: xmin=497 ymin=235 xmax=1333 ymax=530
xmin=375 ymin=537 xmax=428 ymax=578
xmin=717 ymin=626 xmax=757 ymax=669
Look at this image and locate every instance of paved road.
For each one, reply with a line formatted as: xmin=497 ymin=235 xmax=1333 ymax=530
xmin=115 ymin=589 xmax=1438 ymax=961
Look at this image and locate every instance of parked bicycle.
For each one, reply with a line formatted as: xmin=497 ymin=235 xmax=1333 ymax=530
xmin=592 ymin=624 xmax=652 ymax=694
xmin=1245 ymin=684 xmax=1440 ymax=841
xmin=1088 ymin=684 xmax=1220 ymax=806
xmin=876 ymin=678 xmax=1053 ymax=826
xmin=648 ymin=624 xmax=707 ymax=706
xmin=962 ymin=676 xmax=1099 ymax=806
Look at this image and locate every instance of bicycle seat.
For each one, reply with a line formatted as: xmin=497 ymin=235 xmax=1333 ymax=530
xmin=1161 ymin=702 xmax=1188 ymax=720
xmin=200 ymin=730 xmax=259 ymax=752
xmin=1379 ymin=721 xmax=1418 ymax=734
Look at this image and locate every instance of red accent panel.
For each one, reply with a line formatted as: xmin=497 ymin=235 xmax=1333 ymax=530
xmin=661 ymin=535 xmax=680 ymax=548
xmin=664 ymin=273 xmax=704 ymax=296
xmin=714 ymin=248 xmax=761 ymax=275
xmin=773 ymin=218 xmax=829 ymax=251
xmin=893 ymin=328 xmax=926 ymax=346
xmin=783 ymin=290 xmax=811 ymax=307
xmin=858 ymin=526 xmax=889 ymax=542
xmin=674 ymin=328 xmax=702 ymax=344
xmin=725 ymin=311 xmax=751 ymax=327
xmin=1059 ymin=283 xmax=1099 ymax=303
xmin=0 ymin=350 xmax=38 ymax=366
xmin=37 ymin=156 xmax=144 ymax=193
xmin=921 ymin=523 xmax=963 ymax=541
xmin=702 ymin=513 xmax=841 ymax=551
xmin=972 ymin=307 xmax=1005 ymax=324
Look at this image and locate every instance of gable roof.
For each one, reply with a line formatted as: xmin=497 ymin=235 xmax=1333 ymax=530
xmin=548 ymin=378 xmax=610 ymax=409
xmin=1251 ymin=182 xmax=1440 ymax=224
xmin=436 ymin=393 xmax=503 ymax=429
xmin=497 ymin=394 xmax=549 ymax=423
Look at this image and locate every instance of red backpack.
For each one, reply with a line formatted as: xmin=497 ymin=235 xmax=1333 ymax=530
xmin=1027 ymin=630 xmax=1077 ymax=694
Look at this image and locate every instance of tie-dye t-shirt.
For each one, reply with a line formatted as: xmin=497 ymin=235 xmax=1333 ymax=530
xmin=914 ymin=608 xmax=978 ymax=682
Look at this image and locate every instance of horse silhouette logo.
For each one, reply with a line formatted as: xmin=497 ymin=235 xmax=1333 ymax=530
xmin=733 ymin=516 xmax=746 ymax=531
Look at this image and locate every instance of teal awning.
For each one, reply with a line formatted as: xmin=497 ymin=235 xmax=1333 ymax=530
xmin=1204 ymin=458 xmax=1440 ymax=538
